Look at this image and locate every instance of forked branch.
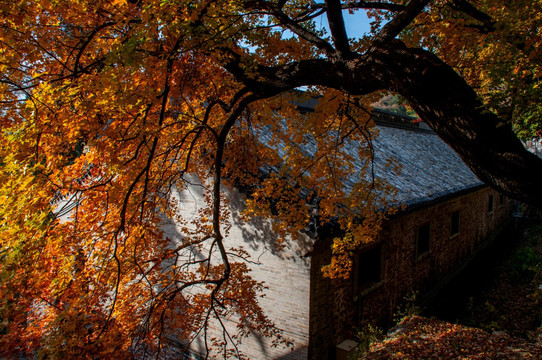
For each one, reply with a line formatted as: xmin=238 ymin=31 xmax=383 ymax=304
xmin=372 ymin=0 xmax=432 ymax=45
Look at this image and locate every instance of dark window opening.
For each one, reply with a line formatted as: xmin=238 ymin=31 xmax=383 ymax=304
xmin=488 ymin=195 xmax=494 ymax=213
xmin=357 ymin=244 xmax=382 ymax=290
xmin=417 ymin=223 xmax=430 ymax=258
xmin=451 ymin=210 xmax=460 ymax=236
xmin=499 ymin=194 xmax=504 ymax=206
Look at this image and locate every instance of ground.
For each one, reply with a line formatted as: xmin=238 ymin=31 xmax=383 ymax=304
xmin=362 ymin=315 xmax=542 ymax=359
xmin=458 ymin=219 xmax=542 ymax=340
xmin=361 ymin=215 xmax=542 ymax=359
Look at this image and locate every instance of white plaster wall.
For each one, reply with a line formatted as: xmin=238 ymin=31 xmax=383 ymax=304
xmin=163 ymin=182 xmax=312 ymax=360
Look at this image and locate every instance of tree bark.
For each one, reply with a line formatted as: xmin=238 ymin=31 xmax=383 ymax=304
xmin=367 ymin=41 xmax=542 ymax=206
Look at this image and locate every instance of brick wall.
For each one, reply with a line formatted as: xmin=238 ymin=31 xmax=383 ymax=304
xmin=167 ymin=183 xmax=313 ymax=359
xmin=309 ymin=186 xmax=513 ymax=359
xmin=170 ymin=182 xmax=512 ymax=359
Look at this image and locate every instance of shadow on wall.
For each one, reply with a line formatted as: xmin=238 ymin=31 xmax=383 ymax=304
xmin=160 ymin=182 xmax=313 ymax=263
xmin=159 ymin=182 xmax=312 ymax=359
xmin=221 ymin=186 xmax=314 ymax=261
xmin=276 ymin=345 xmax=309 ymax=360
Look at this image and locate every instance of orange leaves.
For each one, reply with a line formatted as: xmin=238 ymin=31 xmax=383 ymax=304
xmin=0 ymin=0 xmax=407 ymax=357
xmin=364 ymin=315 xmax=542 ymax=359
xmin=233 ymin=91 xmax=398 ymax=279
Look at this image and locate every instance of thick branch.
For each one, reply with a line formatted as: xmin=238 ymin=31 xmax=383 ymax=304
xmin=448 ymin=0 xmax=532 ymax=55
xmin=449 ymin=0 xmax=495 ymax=32
xmin=211 ymin=93 xmax=261 ymax=296
xmin=244 ymin=0 xmax=335 ymax=54
xmin=223 ymin=49 xmax=381 ymax=97
xmin=223 ymin=42 xmax=542 ymax=205
xmin=367 ymin=42 xmax=542 ymax=205
xmin=325 ymin=0 xmax=352 ymax=57
xmin=372 ymin=0 xmax=432 ymax=45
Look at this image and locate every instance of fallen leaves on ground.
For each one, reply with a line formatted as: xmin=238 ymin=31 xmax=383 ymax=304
xmin=362 ymin=316 xmax=542 ymax=359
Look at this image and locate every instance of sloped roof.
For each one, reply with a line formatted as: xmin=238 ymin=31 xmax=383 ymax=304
xmin=321 ymin=109 xmax=484 ymax=210
xmin=259 ymin=101 xmax=484 ymax=210
xmin=370 ymin=117 xmax=483 ymax=209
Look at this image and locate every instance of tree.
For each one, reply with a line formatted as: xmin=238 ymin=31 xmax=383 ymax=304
xmin=372 ymin=93 xmax=416 ymax=117
xmin=0 ymin=0 xmax=541 ymax=358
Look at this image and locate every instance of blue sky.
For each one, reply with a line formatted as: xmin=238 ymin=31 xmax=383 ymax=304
xmin=316 ymin=10 xmax=372 ymax=39
xmin=344 ymin=10 xmax=372 ymax=37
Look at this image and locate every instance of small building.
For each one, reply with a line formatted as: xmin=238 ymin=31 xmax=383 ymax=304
xmin=170 ymin=109 xmax=513 ymax=360
xmin=309 ymin=111 xmax=512 ymax=359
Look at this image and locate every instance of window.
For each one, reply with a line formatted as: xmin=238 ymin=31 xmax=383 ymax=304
xmin=416 ymin=223 xmax=430 ymax=258
xmin=499 ymin=193 xmax=504 ymax=206
xmin=451 ymin=210 xmax=460 ymax=237
xmin=488 ymin=195 xmax=494 ymax=213
xmin=357 ymin=244 xmax=382 ymax=290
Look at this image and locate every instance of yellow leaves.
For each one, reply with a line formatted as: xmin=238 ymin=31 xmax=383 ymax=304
xmin=412 ymin=0 xmax=542 ymax=131
xmin=321 ymin=208 xmax=388 ymax=280
xmin=0 ymin=0 xmax=412 ymax=356
xmin=322 ymin=255 xmax=353 ymax=279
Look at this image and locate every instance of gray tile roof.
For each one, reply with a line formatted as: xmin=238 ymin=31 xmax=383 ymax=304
xmin=370 ymin=121 xmax=483 ymax=208
xmin=257 ymin=104 xmax=484 ymax=210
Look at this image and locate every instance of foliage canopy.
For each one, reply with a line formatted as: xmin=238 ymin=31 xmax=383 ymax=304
xmin=1 ymin=0 xmax=541 ymax=358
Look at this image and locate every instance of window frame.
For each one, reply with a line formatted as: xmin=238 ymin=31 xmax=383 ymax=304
xmin=416 ymin=222 xmax=431 ymax=259
xmin=450 ymin=210 xmax=460 ymax=238
xmin=354 ymin=242 xmax=384 ymax=296
xmin=488 ymin=194 xmax=494 ymax=213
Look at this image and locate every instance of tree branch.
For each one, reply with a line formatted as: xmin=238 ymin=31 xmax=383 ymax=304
xmin=325 ymin=0 xmax=352 ymax=57
xmin=244 ymin=0 xmax=335 ymax=55
xmin=368 ymin=41 xmax=542 ymax=204
xmin=210 ymin=93 xmax=262 ymax=299
xmin=449 ymin=0 xmax=495 ymax=32
xmin=342 ymin=1 xmax=406 ymax=12
xmin=309 ymin=1 xmax=406 ymax=13
xmin=447 ymin=0 xmax=531 ymax=54
xmin=222 ymin=40 xmax=542 ymax=204
xmin=372 ymin=0 xmax=432 ymax=45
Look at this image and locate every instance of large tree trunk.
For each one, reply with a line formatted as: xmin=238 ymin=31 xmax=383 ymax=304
xmin=367 ymin=41 xmax=542 ymax=205
xmin=225 ymin=41 xmax=542 ymax=205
